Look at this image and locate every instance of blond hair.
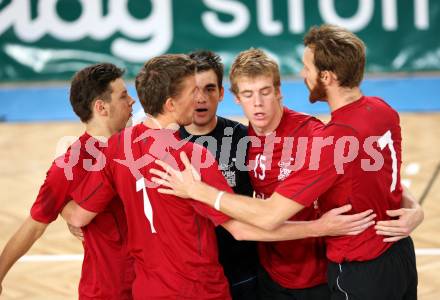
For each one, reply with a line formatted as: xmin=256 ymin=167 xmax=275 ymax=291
xmin=229 ymin=48 xmax=281 ymax=95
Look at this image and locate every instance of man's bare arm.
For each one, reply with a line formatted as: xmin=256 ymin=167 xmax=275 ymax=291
xmin=223 ymin=204 xmax=376 ymax=241
xmin=0 ymin=217 xmax=48 ymax=294
xmin=150 ymin=152 xmax=303 ymax=230
xmin=61 ymin=200 xmax=97 ymax=228
xmin=151 ymin=152 xmax=376 ymax=232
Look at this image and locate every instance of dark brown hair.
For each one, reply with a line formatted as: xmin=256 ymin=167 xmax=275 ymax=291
xmin=304 ymin=24 xmax=366 ymax=88
xmin=189 ymin=50 xmax=224 ymax=88
xmin=69 ymin=63 xmax=124 ymax=122
xmin=135 ymin=54 xmax=196 ymax=116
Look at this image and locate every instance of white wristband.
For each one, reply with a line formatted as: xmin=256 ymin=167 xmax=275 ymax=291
xmin=214 ymin=191 xmax=225 ymax=211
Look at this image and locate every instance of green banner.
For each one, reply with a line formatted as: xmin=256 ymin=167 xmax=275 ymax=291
xmin=0 ymin=0 xmax=439 ymax=82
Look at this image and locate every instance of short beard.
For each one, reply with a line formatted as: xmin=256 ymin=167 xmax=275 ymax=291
xmin=308 ymin=74 xmax=327 ymax=103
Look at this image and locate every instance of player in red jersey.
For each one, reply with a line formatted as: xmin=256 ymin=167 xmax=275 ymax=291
xmin=164 ymin=48 xmax=414 ymax=299
xmin=60 ymin=54 xmax=379 ymax=299
xmin=151 ymin=27 xmax=423 ymax=300
xmin=0 ymin=63 xmax=136 ymax=299
xmin=230 ymin=48 xmax=330 ymax=298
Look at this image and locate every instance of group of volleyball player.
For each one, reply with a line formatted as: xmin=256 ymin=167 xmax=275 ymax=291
xmin=0 ymin=24 xmax=422 ymax=300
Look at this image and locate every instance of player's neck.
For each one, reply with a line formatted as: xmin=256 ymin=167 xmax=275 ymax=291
xmin=143 ymin=114 xmax=179 ymax=130
xmin=327 ymin=87 xmax=363 ymax=112
xmin=184 ymin=116 xmax=218 ymax=136
xmin=85 ymin=120 xmax=113 ymax=140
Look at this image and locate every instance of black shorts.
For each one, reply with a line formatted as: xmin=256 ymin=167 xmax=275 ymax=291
xmin=327 ymin=237 xmax=418 ymax=300
xmin=257 ymin=266 xmax=330 ymax=300
xmin=230 ymin=274 xmax=258 ymax=300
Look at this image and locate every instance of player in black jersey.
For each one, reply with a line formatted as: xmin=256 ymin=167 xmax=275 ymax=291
xmin=179 ymin=50 xmax=258 ymax=300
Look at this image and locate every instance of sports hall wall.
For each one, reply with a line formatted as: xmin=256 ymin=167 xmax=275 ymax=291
xmin=0 ymin=0 xmax=439 ymax=120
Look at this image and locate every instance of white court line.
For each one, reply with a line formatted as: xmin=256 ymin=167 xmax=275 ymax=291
xmin=17 ymin=248 xmax=440 ymax=262
xmin=415 ymin=248 xmax=440 ymax=256
xmin=18 ymin=254 xmax=83 ymax=262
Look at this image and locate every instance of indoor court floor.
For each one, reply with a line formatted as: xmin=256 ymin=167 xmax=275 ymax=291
xmin=0 ymin=112 xmax=439 ymax=299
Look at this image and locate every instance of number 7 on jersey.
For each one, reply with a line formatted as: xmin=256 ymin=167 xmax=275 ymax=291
xmin=378 ymin=130 xmax=398 ymax=192
xmin=136 ymin=177 xmax=157 ymax=233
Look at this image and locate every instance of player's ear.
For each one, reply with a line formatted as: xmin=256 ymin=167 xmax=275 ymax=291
xmin=94 ymin=99 xmax=108 ymax=117
xmin=164 ymin=97 xmax=175 ymax=113
xmin=218 ymin=86 xmax=225 ymax=102
xmin=275 ymin=86 xmax=282 ymax=99
xmin=233 ymin=93 xmax=241 ymax=104
xmin=320 ymin=70 xmax=333 ymax=86
xmin=330 ymin=71 xmax=338 ymax=84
